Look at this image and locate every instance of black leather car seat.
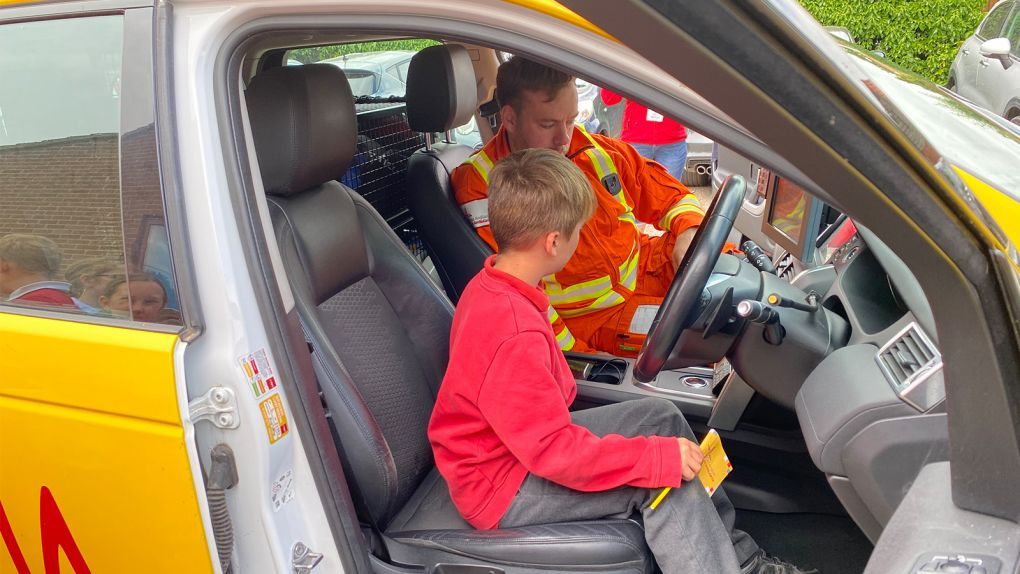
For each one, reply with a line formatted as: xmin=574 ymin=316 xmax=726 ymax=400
xmin=245 ymin=62 xmax=653 ymax=574
xmin=405 ymin=45 xmax=492 ymax=302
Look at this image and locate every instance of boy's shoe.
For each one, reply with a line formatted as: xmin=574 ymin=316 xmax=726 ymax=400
xmin=740 ymin=549 xmax=818 ymax=574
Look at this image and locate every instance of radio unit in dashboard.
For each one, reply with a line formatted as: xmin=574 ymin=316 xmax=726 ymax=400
xmin=758 ymin=168 xmax=826 ymax=264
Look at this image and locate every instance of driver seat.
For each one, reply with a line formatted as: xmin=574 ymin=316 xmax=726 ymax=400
xmin=405 ymin=44 xmax=491 ymax=302
xmin=245 ymin=63 xmax=654 ymax=573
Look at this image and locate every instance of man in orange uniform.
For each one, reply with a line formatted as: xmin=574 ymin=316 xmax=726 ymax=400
xmin=452 ymin=57 xmax=705 ymax=356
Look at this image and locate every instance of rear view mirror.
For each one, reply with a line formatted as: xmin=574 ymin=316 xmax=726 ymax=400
xmin=980 ymin=37 xmax=1013 ymax=70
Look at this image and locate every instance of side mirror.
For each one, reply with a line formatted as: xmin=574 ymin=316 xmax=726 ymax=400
xmin=980 ymin=37 xmax=1013 ymax=70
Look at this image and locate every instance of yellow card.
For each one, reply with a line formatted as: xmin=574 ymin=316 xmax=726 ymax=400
xmin=697 ymin=429 xmax=733 ymax=496
xmin=649 ymin=429 xmax=733 ymax=510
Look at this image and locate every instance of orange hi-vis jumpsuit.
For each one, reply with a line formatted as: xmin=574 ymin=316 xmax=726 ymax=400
xmin=451 ymin=126 xmax=706 ymax=356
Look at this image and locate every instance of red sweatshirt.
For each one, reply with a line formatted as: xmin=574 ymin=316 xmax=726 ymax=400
xmin=601 ymin=88 xmax=687 ymax=145
xmin=428 ymin=256 xmax=684 ymax=529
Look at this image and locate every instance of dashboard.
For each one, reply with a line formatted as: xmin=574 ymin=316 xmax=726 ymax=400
xmin=740 ymin=170 xmax=949 ymax=542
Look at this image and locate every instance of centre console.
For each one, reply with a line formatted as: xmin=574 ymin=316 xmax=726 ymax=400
xmin=564 ymin=352 xmax=752 ymax=425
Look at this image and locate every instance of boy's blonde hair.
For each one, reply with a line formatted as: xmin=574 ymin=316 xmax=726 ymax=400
xmin=0 ymin=234 xmax=62 ymax=277
xmin=488 ymin=148 xmax=596 ymax=251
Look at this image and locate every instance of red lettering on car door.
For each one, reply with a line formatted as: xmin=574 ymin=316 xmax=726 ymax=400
xmin=0 ymin=487 xmax=92 ymax=574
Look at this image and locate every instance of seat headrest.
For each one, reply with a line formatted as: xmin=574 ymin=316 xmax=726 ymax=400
xmin=405 ymin=45 xmax=479 ymax=133
xmin=246 ymin=64 xmax=357 ymax=197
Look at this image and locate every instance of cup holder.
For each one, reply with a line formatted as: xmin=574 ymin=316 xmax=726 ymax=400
xmin=567 ymin=358 xmax=628 ymax=385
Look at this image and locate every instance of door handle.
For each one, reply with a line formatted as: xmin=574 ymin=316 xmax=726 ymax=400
xmin=962 ymin=48 xmax=970 ymax=55
xmin=980 ymin=60 xmax=990 ymax=67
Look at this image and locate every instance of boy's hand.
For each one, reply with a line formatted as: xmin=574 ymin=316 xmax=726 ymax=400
xmin=678 ymin=437 xmax=703 ymax=481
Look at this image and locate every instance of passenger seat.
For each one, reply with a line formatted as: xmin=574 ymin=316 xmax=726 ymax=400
xmin=245 ymin=62 xmax=655 ymax=574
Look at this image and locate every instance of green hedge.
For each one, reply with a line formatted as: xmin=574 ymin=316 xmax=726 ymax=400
xmin=289 ymin=39 xmax=439 ymax=64
xmin=799 ymin=0 xmax=987 ymax=84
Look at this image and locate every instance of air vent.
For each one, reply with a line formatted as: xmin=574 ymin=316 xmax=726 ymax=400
xmin=875 ymin=322 xmax=944 ymax=411
xmin=776 ymin=253 xmax=797 ymax=279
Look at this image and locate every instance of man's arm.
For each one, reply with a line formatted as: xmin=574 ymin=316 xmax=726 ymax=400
xmin=600 ymin=136 xmax=706 ymax=264
xmin=451 ymin=162 xmax=499 ymax=252
xmin=477 ymin=331 xmax=683 ymax=491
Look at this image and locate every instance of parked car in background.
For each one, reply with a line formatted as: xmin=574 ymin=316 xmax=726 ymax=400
xmin=948 ymin=0 xmax=1020 ymax=125
xmin=320 ymin=50 xmax=415 ymax=98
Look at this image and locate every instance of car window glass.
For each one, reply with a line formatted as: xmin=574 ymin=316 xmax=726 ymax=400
xmin=979 ymin=2 xmax=1013 ymax=39
xmin=0 ymin=16 xmax=182 ymax=327
xmin=1004 ymin=8 xmax=1020 ymax=56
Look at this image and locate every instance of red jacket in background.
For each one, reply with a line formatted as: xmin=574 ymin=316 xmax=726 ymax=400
xmin=601 ymin=88 xmax=687 ymax=145
xmin=428 ymin=256 xmax=684 ymax=529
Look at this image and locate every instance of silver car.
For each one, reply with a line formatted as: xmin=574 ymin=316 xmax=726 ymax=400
xmin=948 ymin=0 xmax=1020 ymax=125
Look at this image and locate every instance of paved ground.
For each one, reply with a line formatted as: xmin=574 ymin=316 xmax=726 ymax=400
xmin=691 ymin=185 xmax=715 ymax=207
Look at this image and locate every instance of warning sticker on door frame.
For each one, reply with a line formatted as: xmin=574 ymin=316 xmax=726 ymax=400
xmin=271 ymin=469 xmax=296 ymax=511
xmin=238 ymin=348 xmax=279 ymax=399
xmin=259 ymin=393 xmax=290 ymax=444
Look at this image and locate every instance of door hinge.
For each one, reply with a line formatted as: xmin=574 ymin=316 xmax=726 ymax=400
xmin=292 ymin=542 xmax=323 ymax=573
xmin=188 ymin=387 xmax=240 ymax=429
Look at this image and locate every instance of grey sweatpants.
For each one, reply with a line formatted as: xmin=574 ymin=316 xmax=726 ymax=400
xmin=499 ymin=398 xmax=759 ymax=574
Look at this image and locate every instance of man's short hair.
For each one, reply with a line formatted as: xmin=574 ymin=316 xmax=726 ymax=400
xmin=488 ymin=149 xmax=596 ymax=251
xmin=0 ymin=234 xmax=62 ymax=277
xmin=496 ymin=56 xmax=574 ymax=112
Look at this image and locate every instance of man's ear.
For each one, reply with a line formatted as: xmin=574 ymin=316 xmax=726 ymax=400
xmin=0 ymin=258 xmax=9 ymax=273
xmin=500 ymin=105 xmax=516 ymax=133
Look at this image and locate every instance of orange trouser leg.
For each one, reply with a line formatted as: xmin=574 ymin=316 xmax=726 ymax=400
xmin=563 ymin=232 xmax=681 ymax=357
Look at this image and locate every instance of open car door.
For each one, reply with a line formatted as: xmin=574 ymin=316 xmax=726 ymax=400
xmin=559 ymin=1 xmax=1020 ymax=572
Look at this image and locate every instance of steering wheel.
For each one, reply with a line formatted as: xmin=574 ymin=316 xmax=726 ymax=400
xmin=633 ymin=175 xmax=746 ymax=382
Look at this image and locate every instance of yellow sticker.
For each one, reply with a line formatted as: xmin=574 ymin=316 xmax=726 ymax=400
xmin=258 ymin=393 xmax=290 ymax=444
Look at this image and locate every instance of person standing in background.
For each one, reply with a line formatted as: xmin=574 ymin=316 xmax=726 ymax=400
xmin=600 ymin=88 xmax=688 ymax=181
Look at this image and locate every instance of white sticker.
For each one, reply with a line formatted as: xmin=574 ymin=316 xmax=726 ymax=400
xmin=461 ymin=198 xmax=490 ymax=229
xmin=271 ymin=469 xmax=295 ymax=512
xmin=628 ymin=304 xmax=661 ymax=335
xmin=238 ymin=348 xmax=278 ymax=399
xmin=646 ymin=109 xmax=665 ymax=123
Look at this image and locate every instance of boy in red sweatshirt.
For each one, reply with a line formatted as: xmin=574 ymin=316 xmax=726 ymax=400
xmin=428 ymin=149 xmax=806 ymax=573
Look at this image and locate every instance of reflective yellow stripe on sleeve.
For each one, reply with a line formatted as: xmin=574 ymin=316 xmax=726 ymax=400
xmin=659 ymin=194 xmax=705 ymax=231
xmin=547 ymin=306 xmax=576 ymax=351
xmin=467 ymin=150 xmax=495 ymax=183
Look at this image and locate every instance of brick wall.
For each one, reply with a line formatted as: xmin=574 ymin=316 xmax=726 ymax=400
xmin=0 ymin=127 xmax=167 ymax=278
